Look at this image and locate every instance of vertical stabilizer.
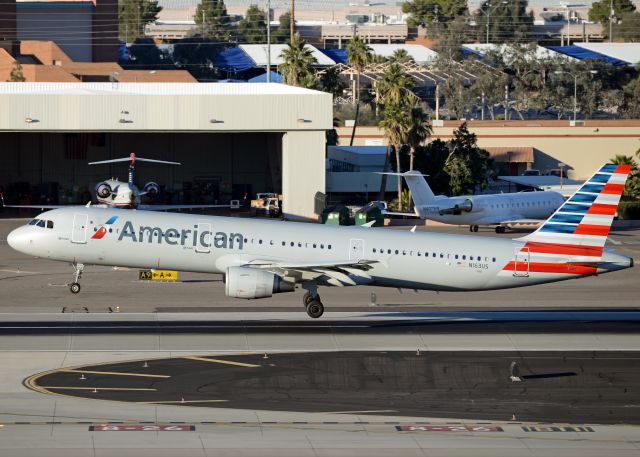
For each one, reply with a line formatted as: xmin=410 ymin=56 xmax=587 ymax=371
xmin=401 ymin=171 xmax=438 ymax=218
xmin=519 ymin=163 xmax=631 ymax=249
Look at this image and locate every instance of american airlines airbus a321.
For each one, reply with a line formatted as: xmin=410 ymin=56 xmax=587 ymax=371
xmin=7 ymin=164 xmax=634 ymax=318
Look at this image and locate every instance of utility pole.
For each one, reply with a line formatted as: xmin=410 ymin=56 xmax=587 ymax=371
xmin=266 ymin=0 xmax=271 ymax=82
xmin=481 ymin=91 xmax=485 ymax=120
xmin=504 ymin=85 xmax=509 ymax=121
xmin=290 ymin=0 xmax=295 ymax=42
xmin=137 ymin=5 xmax=141 ymax=39
xmin=609 ymin=0 xmax=614 ymax=42
xmin=202 ymin=10 xmax=205 ymax=37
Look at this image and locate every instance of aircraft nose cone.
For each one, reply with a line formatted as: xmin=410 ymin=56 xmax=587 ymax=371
xmin=7 ymin=227 xmax=27 ymax=252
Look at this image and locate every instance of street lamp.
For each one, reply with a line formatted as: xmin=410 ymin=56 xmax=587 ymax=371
xmin=558 ymin=162 xmax=565 ymax=190
xmin=553 ymin=70 xmax=598 ymax=121
xmin=486 ymin=1 xmax=508 ymax=44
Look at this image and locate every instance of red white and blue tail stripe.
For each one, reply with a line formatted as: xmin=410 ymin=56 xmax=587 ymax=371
xmin=501 ymin=163 xmax=631 ymax=277
xmin=520 ymin=163 xmax=631 ymax=248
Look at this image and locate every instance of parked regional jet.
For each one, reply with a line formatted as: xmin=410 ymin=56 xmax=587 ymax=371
xmin=7 ymin=164 xmax=633 ymax=318
xmin=386 ymin=171 xmax=565 ymax=233
xmin=1 ymin=153 xmax=233 ymax=211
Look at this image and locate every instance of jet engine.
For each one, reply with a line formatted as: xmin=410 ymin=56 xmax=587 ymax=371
xmin=95 ymin=182 xmax=112 ymax=199
xmin=225 ymin=266 xmax=295 ymax=299
xmin=439 ymin=199 xmax=473 ymax=215
xmin=142 ymin=182 xmax=160 ymax=198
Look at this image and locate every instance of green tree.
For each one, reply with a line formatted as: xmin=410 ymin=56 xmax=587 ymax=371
xmin=7 ymin=60 xmax=25 ymax=82
xmin=612 ymin=11 xmax=640 ymax=41
xmin=272 ymin=12 xmax=292 ymax=43
xmin=444 ymin=122 xmax=492 ymax=195
xmin=127 ymin=37 xmax=168 ymax=68
xmin=319 ymin=66 xmax=346 ymax=98
xmin=278 ymin=36 xmax=317 ymax=88
xmin=346 ymin=35 xmax=372 ymax=105
xmin=588 ymin=0 xmax=635 ymax=28
xmin=469 ymin=54 xmax=509 ymax=119
xmin=172 ymin=38 xmax=224 ymax=81
xmin=389 ymin=49 xmax=412 ymax=64
xmin=407 ymin=107 xmax=432 ymax=172
xmin=237 ymin=5 xmax=267 ymax=43
xmin=402 ymin=0 xmax=468 ymax=34
xmin=413 ymin=139 xmax=451 ymax=195
xmin=375 ymin=63 xmax=415 ymax=106
xmin=119 ymin=0 xmax=162 ymax=42
xmin=379 ymin=102 xmax=411 ymax=210
xmin=194 ymin=0 xmax=230 ymax=41
xmin=475 ymin=0 xmax=534 ymax=43
xmin=610 ymin=155 xmax=640 ymax=200
xmin=621 ymin=75 xmax=640 ymax=118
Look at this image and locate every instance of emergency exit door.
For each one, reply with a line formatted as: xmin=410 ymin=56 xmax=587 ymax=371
xmin=349 ymin=239 xmax=364 ymax=261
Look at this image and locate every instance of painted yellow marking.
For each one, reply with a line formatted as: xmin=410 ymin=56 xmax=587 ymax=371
xmin=184 ymin=356 xmax=260 ymax=368
xmin=60 ymin=369 xmax=170 ymax=379
xmin=39 ymin=387 xmax=157 ymax=391
xmin=136 ymin=400 xmax=228 ymax=404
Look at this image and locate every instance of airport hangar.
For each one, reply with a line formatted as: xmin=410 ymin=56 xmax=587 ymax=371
xmin=0 ymin=82 xmax=333 ymax=220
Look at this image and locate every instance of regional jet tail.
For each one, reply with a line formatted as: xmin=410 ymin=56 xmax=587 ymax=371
xmin=387 ymin=171 xmax=565 ymax=233
xmin=7 ymin=164 xmax=633 ymax=319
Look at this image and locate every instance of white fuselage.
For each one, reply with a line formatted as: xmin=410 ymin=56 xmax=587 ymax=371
xmin=422 ymin=191 xmax=566 ymax=226
xmin=7 ymin=207 xmax=632 ymax=295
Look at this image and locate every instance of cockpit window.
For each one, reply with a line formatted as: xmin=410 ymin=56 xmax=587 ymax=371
xmin=46 ymin=220 xmax=54 ymax=229
xmin=36 ymin=220 xmax=46 ymax=228
xmin=29 ymin=219 xmax=39 ymax=225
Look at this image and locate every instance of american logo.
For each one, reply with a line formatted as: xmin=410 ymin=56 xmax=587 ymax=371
xmin=91 ymin=216 xmax=119 ymax=240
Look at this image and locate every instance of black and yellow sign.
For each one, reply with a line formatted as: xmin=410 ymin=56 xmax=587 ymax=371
xmin=139 ymin=270 xmax=179 ymax=281
xmin=522 ymin=426 xmax=595 ymax=433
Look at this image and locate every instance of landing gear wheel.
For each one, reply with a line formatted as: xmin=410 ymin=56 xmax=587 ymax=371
xmin=472 ymin=225 xmax=479 ymax=232
xmin=495 ymin=226 xmax=506 ymax=234
xmin=303 ymin=291 xmax=313 ymax=306
xmin=306 ymin=300 xmax=324 ymax=319
xmin=70 ymin=282 xmax=81 ymax=294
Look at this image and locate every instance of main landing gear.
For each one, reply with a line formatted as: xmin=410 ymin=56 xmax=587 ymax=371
xmin=495 ymin=226 xmax=506 ymax=234
xmin=469 ymin=225 xmax=479 ymax=232
xmin=70 ymin=262 xmax=84 ymax=294
xmin=302 ymin=284 xmax=324 ymax=318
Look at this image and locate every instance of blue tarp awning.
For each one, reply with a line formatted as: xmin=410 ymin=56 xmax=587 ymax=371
xmin=216 ymin=47 xmax=255 ymax=72
xmin=248 ymin=71 xmax=283 ymax=83
xmin=546 ymin=46 xmax=628 ymax=66
xmin=320 ymin=48 xmax=348 ymax=64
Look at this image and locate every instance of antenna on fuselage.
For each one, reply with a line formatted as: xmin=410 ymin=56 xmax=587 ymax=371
xmin=88 ymin=153 xmax=181 ymax=186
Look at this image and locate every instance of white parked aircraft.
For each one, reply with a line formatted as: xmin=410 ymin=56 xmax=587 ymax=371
xmin=2 ymin=153 xmax=233 ymax=211
xmin=386 ymin=171 xmax=565 ymax=233
xmin=7 ymin=164 xmax=633 ymax=318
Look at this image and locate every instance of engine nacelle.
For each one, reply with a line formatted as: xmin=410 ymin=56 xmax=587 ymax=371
xmin=95 ymin=182 xmax=112 ymax=199
xmin=225 ymin=266 xmax=295 ymax=299
xmin=439 ymin=199 xmax=473 ymax=215
xmin=142 ymin=181 xmax=160 ymax=198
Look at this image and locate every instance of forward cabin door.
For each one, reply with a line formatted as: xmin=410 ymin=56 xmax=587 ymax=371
xmin=349 ymin=239 xmax=364 ymax=262
xmin=196 ymin=222 xmax=211 ymax=253
xmin=71 ymin=213 xmax=88 ymax=244
xmin=513 ymin=247 xmax=530 ymax=277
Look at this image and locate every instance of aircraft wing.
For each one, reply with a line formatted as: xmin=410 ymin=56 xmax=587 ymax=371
xmin=382 ymin=210 xmax=419 ymax=218
xmin=498 ymin=218 xmax=544 ymax=228
xmin=137 ymin=204 xmax=237 ymax=211
xmin=242 ymin=259 xmax=377 ymax=287
xmin=1 ymin=203 xmax=63 ymax=210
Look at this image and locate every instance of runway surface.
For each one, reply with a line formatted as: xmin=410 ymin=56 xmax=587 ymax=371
xmin=25 ymin=350 xmax=640 ymax=424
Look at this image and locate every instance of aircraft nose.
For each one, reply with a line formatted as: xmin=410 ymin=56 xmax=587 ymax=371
xmin=7 ymin=227 xmax=28 ymax=252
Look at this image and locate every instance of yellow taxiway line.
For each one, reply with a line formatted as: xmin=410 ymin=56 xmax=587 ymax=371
xmin=184 ymin=356 xmax=260 ymax=368
xmin=137 ymin=400 xmax=228 ymax=404
xmin=60 ymin=369 xmax=170 ymax=379
xmin=39 ymin=386 xmax=157 ymax=391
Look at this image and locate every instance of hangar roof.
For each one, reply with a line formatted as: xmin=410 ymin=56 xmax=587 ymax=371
xmin=0 ymin=82 xmax=333 ymax=131
xmin=0 ymin=82 xmax=321 ymax=95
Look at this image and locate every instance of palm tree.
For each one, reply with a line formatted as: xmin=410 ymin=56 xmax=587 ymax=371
xmin=389 ymin=49 xmax=412 ymax=64
xmin=379 ymin=102 xmax=411 ymax=210
xmin=278 ymin=36 xmax=317 ymax=87
xmin=376 ymin=63 xmax=415 ymax=107
xmin=407 ymin=107 xmax=432 ymax=172
xmin=611 ymin=154 xmax=640 ymax=200
xmin=346 ymin=35 xmax=372 ymax=105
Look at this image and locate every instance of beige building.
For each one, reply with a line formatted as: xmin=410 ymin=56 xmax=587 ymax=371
xmin=338 ymin=120 xmax=640 ymax=181
xmin=0 ymin=83 xmax=332 ymax=220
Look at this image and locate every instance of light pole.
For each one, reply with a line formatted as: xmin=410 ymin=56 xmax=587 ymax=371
xmin=554 ymin=70 xmax=598 ymax=121
xmin=266 ymin=0 xmax=271 ymax=82
xmin=486 ymin=1 xmax=508 ymax=44
xmin=558 ymin=162 xmax=565 ymax=190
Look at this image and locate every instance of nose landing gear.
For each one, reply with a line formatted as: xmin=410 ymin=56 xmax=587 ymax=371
xmin=70 ymin=262 xmax=84 ymax=294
